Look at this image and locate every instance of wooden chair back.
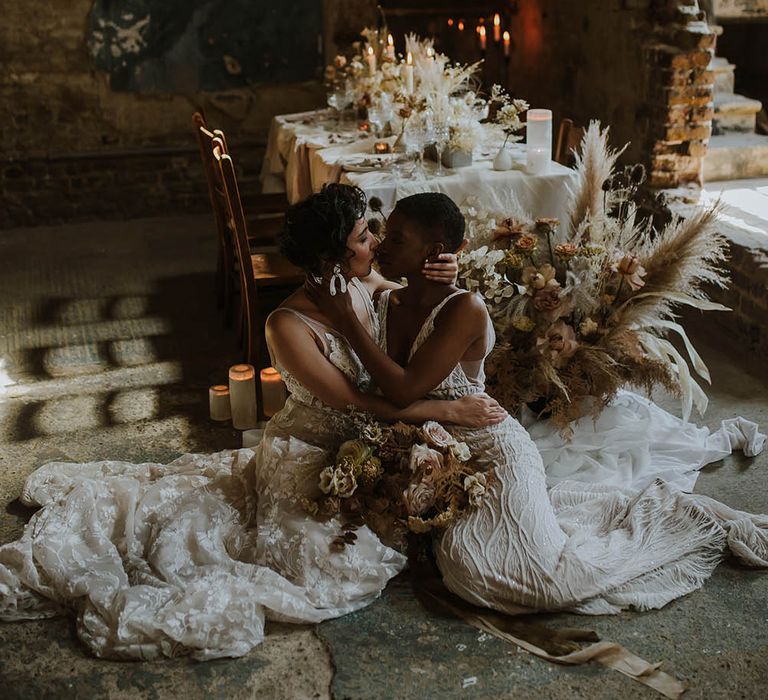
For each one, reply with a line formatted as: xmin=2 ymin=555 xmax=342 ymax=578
xmin=555 ymin=118 xmax=586 ymax=168
xmin=193 ymin=112 xmax=235 ymax=316
xmin=211 ymin=139 xmax=304 ymax=419
xmin=210 ymin=138 xmax=265 ymax=417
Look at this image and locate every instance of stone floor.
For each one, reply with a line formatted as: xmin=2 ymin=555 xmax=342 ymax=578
xmin=1 ymin=215 xmax=767 ymax=699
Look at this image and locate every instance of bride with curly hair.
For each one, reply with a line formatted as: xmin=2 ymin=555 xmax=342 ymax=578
xmin=0 ymin=184 xmax=508 ymax=660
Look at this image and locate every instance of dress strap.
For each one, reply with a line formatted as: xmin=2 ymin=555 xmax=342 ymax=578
xmin=376 ymin=289 xmax=393 ymax=353
xmin=424 ymin=289 xmax=469 ymax=327
xmin=268 ymin=307 xmax=331 ymax=355
xmin=409 ymin=289 xmax=469 ymax=360
xmin=349 ymin=277 xmax=378 ymax=340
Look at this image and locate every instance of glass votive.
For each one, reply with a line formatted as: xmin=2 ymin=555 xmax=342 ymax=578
xmin=209 ymin=385 xmax=231 ymax=422
xmin=374 ymin=141 xmax=391 ymax=154
xmin=526 ymin=109 xmax=552 ymax=175
xmin=229 ymin=364 xmax=259 ymax=430
xmin=260 ymin=367 xmax=288 ymax=418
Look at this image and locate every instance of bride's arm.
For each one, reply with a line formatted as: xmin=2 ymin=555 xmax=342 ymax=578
xmin=267 ymin=312 xmax=505 ymax=426
xmin=321 ymin=292 xmax=488 ymax=408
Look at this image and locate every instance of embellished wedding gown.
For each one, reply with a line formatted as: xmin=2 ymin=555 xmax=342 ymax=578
xmin=0 ymin=278 xmax=405 ymax=660
xmin=377 ymin=289 xmax=768 ymax=614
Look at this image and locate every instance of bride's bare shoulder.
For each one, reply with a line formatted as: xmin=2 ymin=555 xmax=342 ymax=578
xmin=440 ymin=290 xmax=488 ymax=323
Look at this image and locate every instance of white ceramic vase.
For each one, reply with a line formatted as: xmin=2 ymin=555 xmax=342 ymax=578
xmin=493 ymin=145 xmax=513 ymax=171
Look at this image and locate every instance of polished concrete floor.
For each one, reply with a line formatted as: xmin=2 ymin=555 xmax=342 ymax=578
xmin=0 ymin=215 xmax=767 ymax=699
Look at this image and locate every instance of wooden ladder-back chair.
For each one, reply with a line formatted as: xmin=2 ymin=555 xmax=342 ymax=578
xmin=193 ymin=112 xmax=291 ymax=321
xmin=211 ymin=139 xmax=304 ymax=419
xmin=193 ymin=112 xmax=233 ymax=317
xmin=555 ymin=118 xmax=586 ymax=168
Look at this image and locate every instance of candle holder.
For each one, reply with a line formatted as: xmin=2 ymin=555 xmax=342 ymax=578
xmin=229 ymin=364 xmax=259 ymax=430
xmin=374 ymin=141 xmax=391 ymax=154
xmin=526 ymin=109 xmax=552 ymax=175
xmin=208 ymin=385 xmax=231 ymax=422
xmin=260 ymin=367 xmax=288 ymax=418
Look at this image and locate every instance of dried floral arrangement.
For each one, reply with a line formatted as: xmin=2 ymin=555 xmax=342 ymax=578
xmin=301 ymin=415 xmax=492 ymax=550
xmin=457 ymin=121 xmax=728 ymax=434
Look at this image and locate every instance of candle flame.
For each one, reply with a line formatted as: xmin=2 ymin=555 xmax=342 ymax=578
xmin=447 ymin=18 xmax=454 ymax=27
xmin=406 ymin=51 xmax=413 ymax=65
xmin=503 ymin=30 xmax=511 ymax=41
xmin=479 ymin=26 xmax=486 ymax=37
xmin=367 ymin=45 xmax=374 ymax=56
xmin=387 ymin=33 xmax=393 ymax=46
xmin=426 ymin=47 xmax=434 ymax=57
xmin=494 ymin=13 xmax=500 ymax=27
xmin=458 ymin=20 xmax=465 ymax=31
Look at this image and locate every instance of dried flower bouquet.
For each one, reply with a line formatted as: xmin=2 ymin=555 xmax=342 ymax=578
xmin=458 ymin=122 xmax=728 ymax=434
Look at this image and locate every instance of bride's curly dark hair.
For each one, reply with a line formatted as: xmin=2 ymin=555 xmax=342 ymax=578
xmin=278 ymin=184 xmax=368 ymax=277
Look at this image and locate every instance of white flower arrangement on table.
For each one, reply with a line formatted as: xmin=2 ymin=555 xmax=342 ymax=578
xmin=489 ymin=84 xmax=529 ymax=147
xmin=457 ymin=122 xmax=728 ymax=435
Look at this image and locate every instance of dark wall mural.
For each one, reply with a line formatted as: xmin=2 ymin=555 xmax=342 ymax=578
xmin=87 ymin=0 xmax=323 ymax=92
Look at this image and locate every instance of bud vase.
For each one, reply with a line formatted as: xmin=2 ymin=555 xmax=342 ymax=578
xmin=493 ymin=145 xmax=513 ymax=171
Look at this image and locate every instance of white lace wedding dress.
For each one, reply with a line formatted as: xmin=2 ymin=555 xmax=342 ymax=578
xmin=377 ymin=289 xmax=768 ymax=615
xmin=0 ymin=278 xmax=405 ymax=660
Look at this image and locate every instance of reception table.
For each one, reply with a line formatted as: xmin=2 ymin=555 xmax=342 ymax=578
xmin=262 ymin=109 xmax=577 ymax=223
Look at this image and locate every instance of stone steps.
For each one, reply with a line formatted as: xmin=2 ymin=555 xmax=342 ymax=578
xmin=713 ymin=92 xmax=763 ymax=134
xmin=703 ymin=133 xmax=768 ymax=180
xmin=709 ymin=56 xmax=735 ymax=94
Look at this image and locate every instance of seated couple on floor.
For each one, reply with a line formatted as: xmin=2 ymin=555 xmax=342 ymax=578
xmin=0 ymin=184 xmax=765 ymax=661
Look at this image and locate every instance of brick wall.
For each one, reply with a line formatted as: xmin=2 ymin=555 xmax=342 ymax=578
xmin=709 ymin=240 xmax=768 ymax=356
xmin=0 ymin=0 xmax=325 ymax=229
xmin=481 ymin=0 xmax=716 ymax=184
xmin=647 ymin=1 xmax=718 ymax=187
xmin=0 ymin=0 xmax=718 ymax=228
xmin=1 ymin=146 xmax=264 ymax=229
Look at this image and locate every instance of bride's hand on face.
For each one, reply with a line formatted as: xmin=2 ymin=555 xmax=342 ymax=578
xmin=422 ymin=240 xmax=466 ymax=284
xmin=422 ymin=252 xmax=459 ymax=284
xmin=450 ymin=393 xmax=509 ymax=428
xmin=305 ymin=275 xmax=356 ymax=330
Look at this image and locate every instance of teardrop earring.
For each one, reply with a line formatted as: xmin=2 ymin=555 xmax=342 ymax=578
xmin=329 ymin=264 xmax=348 ymax=297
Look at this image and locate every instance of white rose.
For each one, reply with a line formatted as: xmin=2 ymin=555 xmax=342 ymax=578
xmin=463 ymin=473 xmax=487 ymax=507
xmin=408 ymin=443 xmax=444 ymax=478
xmin=420 ymin=421 xmax=455 ymax=448
xmin=402 ymin=482 xmax=436 ymax=516
xmin=451 ymin=441 xmax=471 ymax=462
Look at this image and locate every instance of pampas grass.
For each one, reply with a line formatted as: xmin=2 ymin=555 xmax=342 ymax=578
xmin=567 ymin=121 xmax=627 ymax=236
xmin=458 ymin=120 xmax=728 ymax=433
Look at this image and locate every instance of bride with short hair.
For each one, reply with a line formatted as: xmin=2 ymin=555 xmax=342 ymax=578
xmin=0 ymin=184 xmax=507 ymax=660
xmin=311 ymin=191 xmax=768 ymax=615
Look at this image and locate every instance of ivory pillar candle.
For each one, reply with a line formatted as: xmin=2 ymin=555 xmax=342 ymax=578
xmin=404 ymin=52 xmax=414 ymax=93
xmin=503 ymin=31 xmax=511 ymax=57
xmin=526 ymin=109 xmax=553 ymax=175
xmin=260 ymin=367 xmax=288 ymax=417
xmin=386 ymin=34 xmax=395 ymax=60
xmin=209 ymin=385 xmax=231 ymax=422
xmin=478 ymin=26 xmax=487 ymax=52
xmin=229 ymin=364 xmax=258 ymax=429
xmin=366 ymin=46 xmax=377 ymax=76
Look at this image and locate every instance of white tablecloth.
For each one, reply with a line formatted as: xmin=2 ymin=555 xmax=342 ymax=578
xmin=262 ymin=109 xmax=577 ymax=222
